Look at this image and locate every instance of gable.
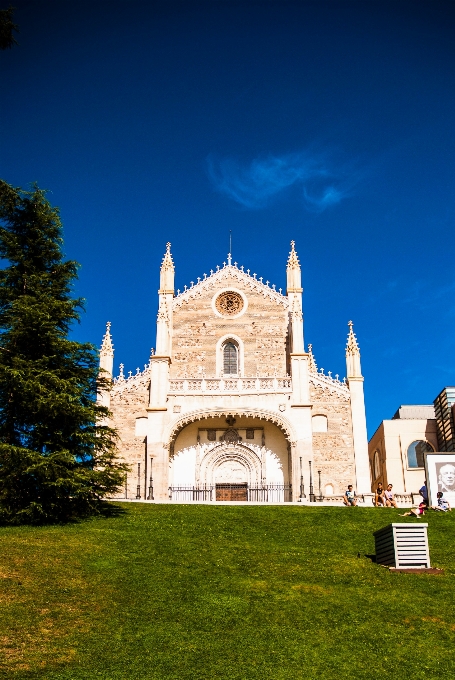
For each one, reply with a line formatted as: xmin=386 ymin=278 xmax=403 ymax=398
xmin=170 ymin=265 xmax=289 ymax=378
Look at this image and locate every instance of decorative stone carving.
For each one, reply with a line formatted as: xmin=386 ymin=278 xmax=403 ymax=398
xmin=215 ymin=291 xmax=244 ymax=316
xmin=220 ymin=427 xmax=242 ymax=444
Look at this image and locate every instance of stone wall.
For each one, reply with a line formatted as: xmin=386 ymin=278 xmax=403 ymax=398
xmin=172 ymin=271 xmax=289 ymax=378
xmin=309 ymin=382 xmax=356 ymax=495
xmin=109 ymin=377 xmax=149 ymax=498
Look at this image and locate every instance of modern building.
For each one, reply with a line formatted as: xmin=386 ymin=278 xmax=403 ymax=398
xmin=98 ymin=242 xmax=371 ymax=502
xmin=434 ymin=386 xmax=455 ymax=452
xmin=368 ymin=405 xmax=437 ymax=496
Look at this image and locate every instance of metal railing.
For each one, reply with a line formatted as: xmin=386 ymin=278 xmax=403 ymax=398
xmin=169 ymin=484 xmax=292 ymax=502
xmin=169 ymin=486 xmax=213 ymax=501
xmin=248 ymin=484 xmax=292 ymax=502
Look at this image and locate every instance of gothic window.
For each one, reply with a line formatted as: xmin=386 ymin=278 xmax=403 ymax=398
xmin=223 ymin=342 xmax=238 ymax=375
xmin=407 ymin=440 xmax=433 ymax=468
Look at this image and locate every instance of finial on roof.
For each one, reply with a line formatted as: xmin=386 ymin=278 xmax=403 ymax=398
xmin=346 ymin=320 xmax=360 ymax=354
xmin=159 ymin=242 xmax=175 ymax=294
xmin=307 ymin=343 xmax=318 ymax=373
xmin=345 ymin=320 xmax=362 ymax=378
xmin=286 ymin=240 xmax=302 ymax=294
xmin=100 ymin=321 xmax=113 ymax=355
xmin=161 ymin=242 xmax=174 ymax=268
xmin=287 ymin=240 xmax=300 ymax=268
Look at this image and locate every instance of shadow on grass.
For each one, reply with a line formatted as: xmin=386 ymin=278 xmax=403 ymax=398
xmin=0 ymin=500 xmax=126 ymax=527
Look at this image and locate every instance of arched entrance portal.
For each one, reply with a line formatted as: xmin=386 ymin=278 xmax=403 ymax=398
xmin=170 ymin=414 xmax=292 ymax=502
xmin=199 ymin=442 xmax=262 ymax=501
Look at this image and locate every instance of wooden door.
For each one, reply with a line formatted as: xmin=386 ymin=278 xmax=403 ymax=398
xmin=216 ymin=483 xmax=248 ymax=501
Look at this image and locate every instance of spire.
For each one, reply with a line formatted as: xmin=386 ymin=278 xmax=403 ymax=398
xmin=307 ymin=343 xmax=318 ymax=373
xmin=100 ymin=321 xmax=113 ymax=355
xmin=345 ymin=320 xmax=362 ymax=378
xmin=287 ymin=240 xmax=300 ymax=267
xmin=159 ymin=242 xmax=175 ymax=294
xmin=227 ymin=229 xmax=233 ymax=265
xmin=346 ymin=320 xmax=359 ymax=354
xmin=99 ymin=322 xmax=114 ymax=378
xmin=286 ymin=240 xmax=302 ymax=293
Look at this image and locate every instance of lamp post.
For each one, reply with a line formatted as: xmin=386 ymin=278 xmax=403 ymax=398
xmin=318 ymin=469 xmax=323 ymax=502
xmin=136 ymin=462 xmax=141 ymax=499
xmin=309 ymin=460 xmax=315 ymax=502
xmin=299 ymin=456 xmax=305 ymax=500
xmin=147 ymin=458 xmax=154 ymax=500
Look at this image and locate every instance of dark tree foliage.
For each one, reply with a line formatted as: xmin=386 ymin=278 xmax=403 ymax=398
xmin=0 ymin=180 xmax=127 ymax=524
xmin=0 ymin=6 xmax=18 ymax=50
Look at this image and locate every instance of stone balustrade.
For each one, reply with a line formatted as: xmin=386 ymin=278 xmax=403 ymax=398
xmin=168 ymin=376 xmax=292 ymax=395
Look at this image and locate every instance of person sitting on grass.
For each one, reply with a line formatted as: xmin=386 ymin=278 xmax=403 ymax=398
xmin=384 ymin=483 xmax=397 ymax=508
xmin=343 ymin=485 xmax=357 ymax=506
xmin=374 ymin=482 xmax=387 ymax=507
xmin=432 ymin=491 xmax=451 ymax=512
xmin=399 ymin=502 xmax=427 ymax=518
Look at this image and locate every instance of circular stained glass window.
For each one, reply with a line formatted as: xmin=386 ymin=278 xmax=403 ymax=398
xmin=215 ymin=291 xmax=244 ymax=316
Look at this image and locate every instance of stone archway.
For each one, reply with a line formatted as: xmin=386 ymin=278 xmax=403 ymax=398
xmin=198 ymin=442 xmax=262 ymax=488
xmin=169 ymin=411 xmax=290 ymax=501
xmin=167 ymin=407 xmax=297 ymax=450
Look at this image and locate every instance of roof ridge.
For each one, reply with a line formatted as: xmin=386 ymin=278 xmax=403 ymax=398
xmin=173 ymin=263 xmax=288 ymax=307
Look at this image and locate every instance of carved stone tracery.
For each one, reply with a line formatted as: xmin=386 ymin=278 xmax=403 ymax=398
xmin=215 ymin=291 xmax=244 ymax=316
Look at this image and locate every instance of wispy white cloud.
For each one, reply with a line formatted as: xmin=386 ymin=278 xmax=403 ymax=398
xmin=207 ymin=150 xmax=359 ymax=212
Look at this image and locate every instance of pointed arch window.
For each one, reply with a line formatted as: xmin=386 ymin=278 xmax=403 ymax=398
xmin=223 ymin=342 xmax=238 ymax=375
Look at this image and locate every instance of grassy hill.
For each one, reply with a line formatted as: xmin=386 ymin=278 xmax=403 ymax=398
xmin=1 ymin=503 xmax=454 ymax=679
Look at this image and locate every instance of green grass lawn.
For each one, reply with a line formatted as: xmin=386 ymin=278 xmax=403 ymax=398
xmin=1 ymin=504 xmax=455 ymax=680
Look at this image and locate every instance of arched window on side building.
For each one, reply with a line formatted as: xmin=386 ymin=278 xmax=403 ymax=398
xmin=373 ymin=450 xmax=381 ymax=481
xmin=407 ymin=440 xmax=434 ymax=468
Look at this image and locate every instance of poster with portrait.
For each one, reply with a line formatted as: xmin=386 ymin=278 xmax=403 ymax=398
xmin=425 ymin=453 xmax=455 ymax=507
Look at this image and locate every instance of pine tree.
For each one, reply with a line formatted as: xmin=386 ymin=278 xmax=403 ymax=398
xmin=0 ymin=6 xmax=19 ymax=50
xmin=0 ymin=180 xmax=127 ymax=523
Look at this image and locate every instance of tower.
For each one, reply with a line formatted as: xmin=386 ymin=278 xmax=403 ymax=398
xmin=286 ymin=241 xmax=312 ymax=499
xmin=149 ymin=243 xmax=174 ymax=409
xmin=345 ymin=321 xmax=370 ymax=494
xmin=98 ymin=322 xmax=114 ymax=408
xmin=287 ymin=241 xmax=308 ymax=403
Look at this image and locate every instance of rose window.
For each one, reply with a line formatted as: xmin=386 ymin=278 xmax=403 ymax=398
xmin=215 ymin=291 xmax=243 ymax=316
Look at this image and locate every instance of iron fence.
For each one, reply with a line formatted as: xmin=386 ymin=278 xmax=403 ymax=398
xmin=248 ymin=484 xmax=292 ymax=502
xmin=168 ymin=484 xmax=292 ymax=502
xmin=169 ymin=486 xmax=213 ymax=501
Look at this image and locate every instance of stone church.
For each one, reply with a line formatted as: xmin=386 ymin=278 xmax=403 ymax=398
xmin=98 ymin=242 xmax=370 ymax=502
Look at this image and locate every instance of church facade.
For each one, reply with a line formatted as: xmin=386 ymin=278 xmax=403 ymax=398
xmin=99 ymin=242 xmax=371 ymax=502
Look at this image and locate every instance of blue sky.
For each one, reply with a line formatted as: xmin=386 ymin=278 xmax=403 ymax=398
xmin=2 ymin=0 xmax=455 ymax=435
